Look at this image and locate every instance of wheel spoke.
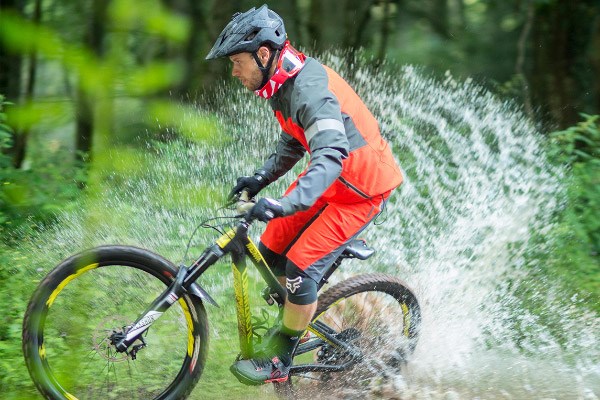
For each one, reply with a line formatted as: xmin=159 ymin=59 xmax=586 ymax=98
xmin=276 ymin=275 xmax=420 ymax=398
xmin=34 ymin=269 xmax=189 ymax=396
xmin=23 ymin=247 xmax=208 ymax=399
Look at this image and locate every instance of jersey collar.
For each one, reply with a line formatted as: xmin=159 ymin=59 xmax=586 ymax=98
xmin=255 ymin=41 xmax=306 ymax=99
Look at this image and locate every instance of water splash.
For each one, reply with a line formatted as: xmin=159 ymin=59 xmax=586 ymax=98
xmin=18 ymin=55 xmax=599 ymax=399
xmin=323 ymin=60 xmax=599 ymax=398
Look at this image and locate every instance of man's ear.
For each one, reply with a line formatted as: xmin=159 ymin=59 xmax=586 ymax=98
xmin=257 ymin=46 xmax=271 ymax=63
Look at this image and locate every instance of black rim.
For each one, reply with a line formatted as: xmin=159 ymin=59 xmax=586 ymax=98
xmin=24 ymin=248 xmax=204 ymax=400
xmin=276 ymin=275 xmax=420 ymax=397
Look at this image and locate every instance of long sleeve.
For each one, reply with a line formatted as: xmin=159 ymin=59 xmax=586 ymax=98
xmin=256 ymin=133 xmax=306 ymax=182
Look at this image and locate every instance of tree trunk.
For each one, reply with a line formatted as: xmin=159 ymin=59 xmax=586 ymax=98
xmin=343 ymin=0 xmax=374 ymax=77
xmin=163 ymin=0 xmax=205 ymax=99
xmin=453 ymin=0 xmax=465 ymax=29
xmin=590 ymin=12 xmax=600 ymax=114
xmin=12 ymin=0 xmax=42 ymax=168
xmin=274 ymin=0 xmax=303 ymax=45
xmin=377 ymin=0 xmax=392 ymax=65
xmin=307 ymin=0 xmax=322 ymax=50
xmin=289 ymin=0 xmax=304 ymax=45
xmin=75 ymin=0 xmax=109 ymax=163
xmin=0 ymin=0 xmax=23 ymax=163
xmin=530 ymin=0 xmax=594 ymax=129
xmin=200 ymin=0 xmax=243 ymax=89
xmin=515 ymin=0 xmax=534 ymax=119
xmin=0 ymin=0 xmax=22 ymax=103
xmin=430 ymin=0 xmax=450 ymax=39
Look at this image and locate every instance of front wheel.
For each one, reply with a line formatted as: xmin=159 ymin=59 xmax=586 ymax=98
xmin=275 ymin=273 xmax=421 ymax=398
xmin=22 ymin=245 xmax=209 ymax=400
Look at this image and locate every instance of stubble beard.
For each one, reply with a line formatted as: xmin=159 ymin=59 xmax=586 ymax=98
xmin=249 ymin=69 xmax=264 ymax=91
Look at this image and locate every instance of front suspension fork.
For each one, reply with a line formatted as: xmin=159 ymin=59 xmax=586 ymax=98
xmin=115 ymin=265 xmax=189 ymax=352
xmin=114 ymin=244 xmax=222 ymax=353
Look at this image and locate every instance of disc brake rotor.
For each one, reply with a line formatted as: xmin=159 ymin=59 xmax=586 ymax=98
xmin=91 ymin=315 xmax=131 ymax=362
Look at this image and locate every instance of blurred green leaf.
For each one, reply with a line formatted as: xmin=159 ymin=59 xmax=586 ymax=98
xmin=1 ymin=182 xmax=28 ymax=206
xmin=5 ymin=101 xmax=73 ymax=131
xmin=123 ymin=61 xmax=185 ymax=95
xmin=148 ymin=100 xmax=220 ymax=143
xmin=109 ymin=0 xmax=190 ymax=42
xmin=95 ymin=147 xmax=148 ymax=178
xmin=0 ymin=12 xmax=107 ymax=88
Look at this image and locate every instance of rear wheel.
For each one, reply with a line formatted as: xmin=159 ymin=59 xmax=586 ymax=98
xmin=22 ymin=245 xmax=209 ymax=400
xmin=274 ymin=273 xmax=421 ymax=398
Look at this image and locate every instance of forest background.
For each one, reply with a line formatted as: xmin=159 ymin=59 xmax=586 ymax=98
xmin=0 ymin=0 xmax=599 ymax=397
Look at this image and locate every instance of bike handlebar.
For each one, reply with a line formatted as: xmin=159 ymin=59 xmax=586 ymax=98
xmin=236 ymin=190 xmax=256 ymax=222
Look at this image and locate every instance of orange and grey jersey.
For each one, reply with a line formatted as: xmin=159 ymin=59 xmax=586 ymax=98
xmin=257 ymin=57 xmax=403 ymax=215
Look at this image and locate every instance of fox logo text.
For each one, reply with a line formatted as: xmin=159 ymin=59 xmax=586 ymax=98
xmin=286 ymin=276 xmax=303 ymax=294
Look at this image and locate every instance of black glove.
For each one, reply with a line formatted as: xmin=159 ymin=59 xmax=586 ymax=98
xmin=249 ymin=198 xmax=284 ymax=222
xmin=228 ymin=174 xmax=269 ymax=201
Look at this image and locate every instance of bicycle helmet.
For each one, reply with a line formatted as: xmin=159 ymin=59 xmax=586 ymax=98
xmin=205 ymin=5 xmax=287 ymax=60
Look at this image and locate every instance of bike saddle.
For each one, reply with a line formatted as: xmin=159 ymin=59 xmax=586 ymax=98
xmin=341 ymin=239 xmax=375 ymax=260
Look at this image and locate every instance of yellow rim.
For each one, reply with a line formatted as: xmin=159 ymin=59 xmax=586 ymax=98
xmin=46 ymin=263 xmax=99 ymax=308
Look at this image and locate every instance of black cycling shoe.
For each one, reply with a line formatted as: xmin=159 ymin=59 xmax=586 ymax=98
xmin=230 ymin=355 xmax=291 ymax=385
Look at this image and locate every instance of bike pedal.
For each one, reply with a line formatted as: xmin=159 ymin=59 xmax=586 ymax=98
xmin=298 ymin=331 xmax=311 ymax=344
xmin=265 ymin=376 xmax=289 ymax=383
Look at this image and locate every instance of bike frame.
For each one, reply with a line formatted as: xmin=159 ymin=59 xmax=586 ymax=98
xmin=115 ymin=217 xmax=363 ymax=372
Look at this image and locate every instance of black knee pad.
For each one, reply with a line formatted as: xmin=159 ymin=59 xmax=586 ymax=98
xmin=285 ymin=261 xmax=318 ymax=305
xmin=258 ymin=242 xmax=287 ymax=277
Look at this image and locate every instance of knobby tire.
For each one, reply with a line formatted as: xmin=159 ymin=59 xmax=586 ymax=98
xmin=22 ymin=245 xmax=209 ymax=400
xmin=274 ymin=273 xmax=421 ymax=399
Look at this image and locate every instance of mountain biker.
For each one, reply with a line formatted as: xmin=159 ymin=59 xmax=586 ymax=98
xmin=206 ymin=4 xmax=403 ymax=385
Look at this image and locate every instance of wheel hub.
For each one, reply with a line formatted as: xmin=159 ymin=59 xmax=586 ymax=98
xmin=91 ymin=316 xmax=132 ymax=362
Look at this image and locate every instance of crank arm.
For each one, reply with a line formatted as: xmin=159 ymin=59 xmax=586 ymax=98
xmin=294 ymin=338 xmax=326 ymax=356
xmin=307 ymin=321 xmax=363 ymax=361
xmin=289 ymin=360 xmax=356 ymax=374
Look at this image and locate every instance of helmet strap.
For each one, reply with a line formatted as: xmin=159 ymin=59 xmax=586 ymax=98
xmin=252 ymin=49 xmax=279 ymax=90
xmin=254 ymin=41 xmax=306 ymax=99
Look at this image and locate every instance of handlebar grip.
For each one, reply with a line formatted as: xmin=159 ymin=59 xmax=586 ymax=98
xmin=236 ymin=190 xmax=255 ymax=214
xmin=239 ymin=190 xmax=250 ymax=202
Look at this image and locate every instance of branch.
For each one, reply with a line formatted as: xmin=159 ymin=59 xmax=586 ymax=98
xmin=516 ymin=0 xmax=535 ymax=118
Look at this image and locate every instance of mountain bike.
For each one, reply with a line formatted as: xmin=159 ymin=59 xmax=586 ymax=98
xmin=22 ymin=193 xmax=421 ymax=399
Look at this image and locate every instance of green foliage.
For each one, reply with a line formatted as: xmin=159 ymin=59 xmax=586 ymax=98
xmin=0 ymin=95 xmax=13 ymax=168
xmin=0 ymin=4 xmax=197 ymax=154
xmin=0 ymin=241 xmax=37 ymax=392
xmin=0 ymin=132 xmax=276 ymax=397
xmin=0 ymin=1 xmax=213 ymax=238
xmin=4 ymin=101 xmax=73 ymax=133
xmin=550 ymin=114 xmax=600 ymax=254
xmin=147 ymin=100 xmax=222 ymax=144
xmin=550 ymin=113 xmax=600 ymax=165
xmin=0 ymin=96 xmax=14 ymax=226
xmin=0 ymin=144 xmax=84 ymax=242
xmin=546 ymin=114 xmax=600 ymax=306
xmin=0 ymin=94 xmax=79 ymax=237
xmin=109 ymin=0 xmax=190 ymax=42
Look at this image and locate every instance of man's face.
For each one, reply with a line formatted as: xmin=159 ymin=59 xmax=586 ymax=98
xmin=229 ymin=52 xmax=263 ymax=91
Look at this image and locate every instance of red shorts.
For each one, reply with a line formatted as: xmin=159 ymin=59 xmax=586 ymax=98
xmin=261 ymin=188 xmax=389 ymax=282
